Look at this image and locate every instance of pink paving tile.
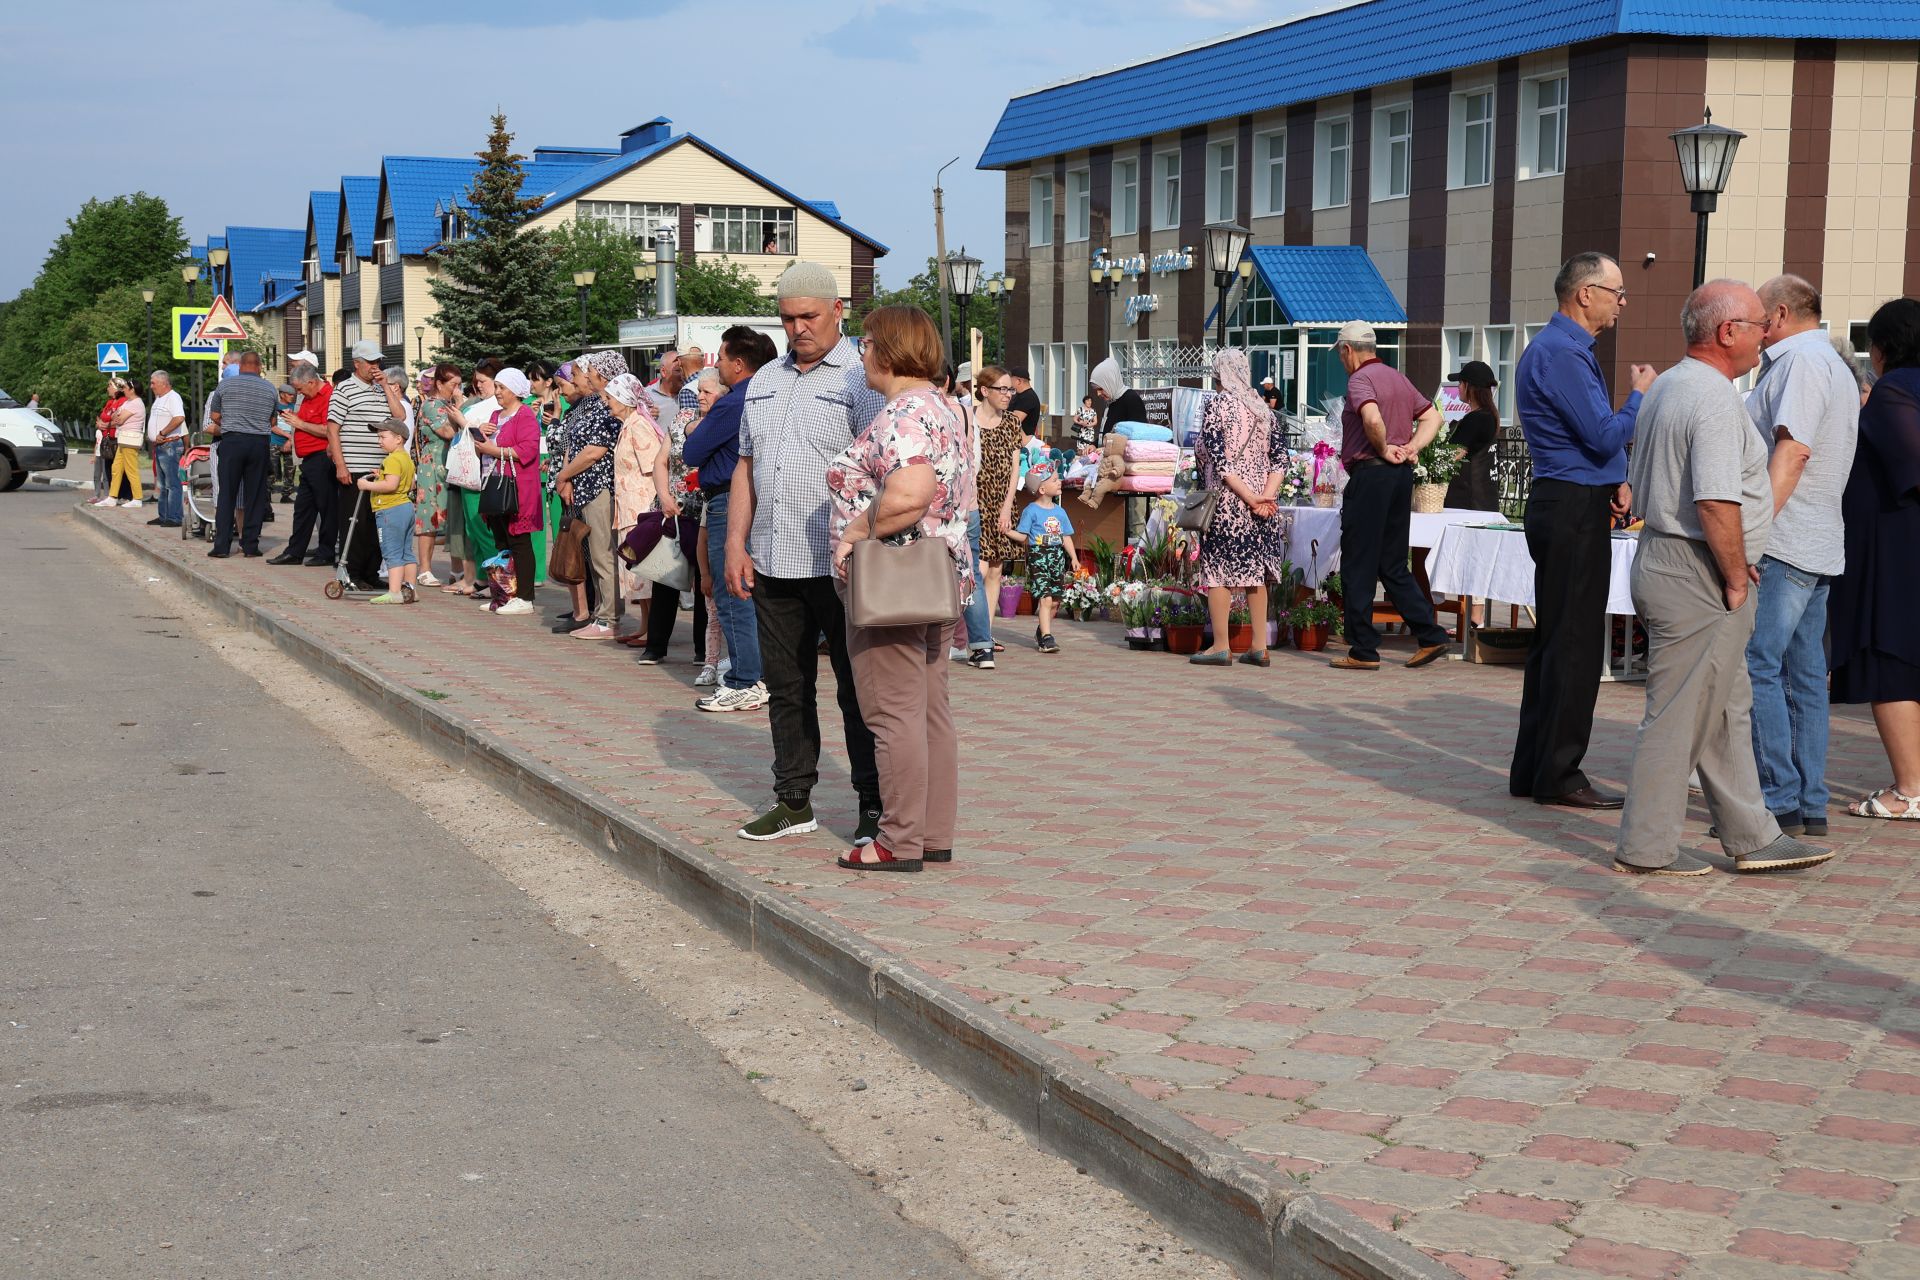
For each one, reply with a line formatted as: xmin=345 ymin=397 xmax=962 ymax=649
xmin=1422 ymin=1021 xmax=1513 ymax=1046
xmin=1430 ymin=1252 xmax=1511 ymax=1280
xmin=1227 ymin=1001 xmax=1317 ymax=1025
xmin=1577 ymin=1085 xmax=1681 ymax=1115
xmin=1461 ymin=1191 xmax=1574 ymax=1225
xmin=1670 ymin=1124 xmax=1779 ymax=1155
xmin=1774 ymin=1168 xmax=1899 ymax=1204
xmin=1817 ymin=1114 xmax=1920 ymax=1145
xmin=1623 ymin=1043 xmax=1724 ymax=1068
xmin=1371 ymin=1146 xmax=1481 ymax=1178
xmin=1717 ymin=1076 xmax=1820 ymax=1106
xmin=1620 ymin=1178 xmax=1739 ymax=1215
xmin=1161 ymin=1043 xmax=1252 ymax=1067
xmin=1439 ymin=1097 xmax=1542 ymax=1126
xmin=1852 ymin=1068 xmax=1920 ymax=1095
xmin=1728 ymin=1229 xmax=1860 ymax=1273
xmin=1556 ymin=1238 xmax=1688 ymax=1280
xmin=1522 ymin=1135 xmax=1632 ymax=1167
xmin=1494 ymin=1053 xmax=1592 ymax=1078
xmin=1292 ymin=1033 xmax=1388 ymax=1057
xmin=1296 ymin=1108 xmax=1394 ymax=1136
xmin=1362 ymin=1064 xmax=1459 ymax=1089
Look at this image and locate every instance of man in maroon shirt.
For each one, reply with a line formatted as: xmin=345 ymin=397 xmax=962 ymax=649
xmin=1331 ymin=322 xmax=1451 ymax=671
xmin=267 ymin=362 xmax=337 ymax=565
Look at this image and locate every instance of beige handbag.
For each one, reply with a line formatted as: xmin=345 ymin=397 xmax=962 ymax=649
xmin=846 ymin=504 xmax=960 ymax=629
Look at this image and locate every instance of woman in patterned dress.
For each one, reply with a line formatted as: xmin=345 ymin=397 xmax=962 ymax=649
xmin=604 ymin=372 xmax=668 ymax=649
xmin=1190 ymin=347 xmax=1289 ymax=668
xmin=412 ymin=364 xmax=462 ymax=588
xmin=973 ymin=364 xmax=1022 ymax=647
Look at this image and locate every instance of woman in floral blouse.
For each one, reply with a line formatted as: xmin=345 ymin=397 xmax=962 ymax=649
xmin=414 ymin=364 xmax=463 ymax=589
xmin=827 ymin=306 xmax=974 ymax=873
xmin=604 ymin=372 xmax=670 ymax=648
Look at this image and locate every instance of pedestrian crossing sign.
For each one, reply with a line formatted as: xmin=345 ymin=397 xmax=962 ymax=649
xmin=96 ymin=342 xmax=129 ymax=373
xmin=172 ymin=308 xmax=222 ymax=361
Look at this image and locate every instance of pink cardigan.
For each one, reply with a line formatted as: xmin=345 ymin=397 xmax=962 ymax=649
xmin=489 ymin=404 xmax=546 ymax=536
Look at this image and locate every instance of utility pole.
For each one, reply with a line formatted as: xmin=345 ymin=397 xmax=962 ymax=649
xmin=933 ymin=157 xmax=957 ymax=358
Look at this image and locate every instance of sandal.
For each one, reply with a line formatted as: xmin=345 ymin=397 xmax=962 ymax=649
xmin=617 ymin=631 xmax=651 ymax=648
xmin=835 ymin=841 xmax=922 ymax=873
xmin=440 ymin=579 xmax=469 ymax=594
xmin=1850 ymin=787 xmax=1920 ymax=820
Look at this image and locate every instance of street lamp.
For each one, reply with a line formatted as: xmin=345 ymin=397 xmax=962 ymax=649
xmin=633 ymin=261 xmax=657 ymax=315
xmin=942 ymin=249 xmax=981 ymax=366
xmin=180 ymin=263 xmax=201 ymax=542
xmin=1090 ymin=261 xmax=1124 ymax=353
xmin=413 ymin=324 xmax=425 ymax=367
xmin=207 ymin=246 xmax=230 ymax=306
xmin=1203 ymin=221 xmax=1250 ymax=348
xmin=140 ymin=288 xmax=155 ymax=379
xmin=985 ymin=276 xmax=1017 ymax=362
xmin=573 ymin=269 xmax=596 ymax=348
xmin=1669 ymin=108 xmax=1745 ymax=290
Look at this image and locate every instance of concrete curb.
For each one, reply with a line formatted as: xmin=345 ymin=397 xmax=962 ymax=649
xmin=79 ymin=503 xmax=1450 ymax=1280
xmin=28 ymin=474 xmax=87 ymax=490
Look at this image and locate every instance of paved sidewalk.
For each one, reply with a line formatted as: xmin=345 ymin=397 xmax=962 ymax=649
xmin=87 ymin=505 xmax=1920 ymax=1278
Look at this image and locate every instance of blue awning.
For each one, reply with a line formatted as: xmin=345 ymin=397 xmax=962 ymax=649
xmin=1249 ymin=245 xmax=1406 ymax=325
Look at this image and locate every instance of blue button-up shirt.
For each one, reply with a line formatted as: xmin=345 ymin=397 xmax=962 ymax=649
xmin=1516 ymin=311 xmax=1642 ymax=486
xmin=684 ymin=379 xmax=747 ymax=490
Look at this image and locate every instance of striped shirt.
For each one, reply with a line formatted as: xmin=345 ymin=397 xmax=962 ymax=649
xmin=738 ymin=336 xmax=883 ymax=579
xmin=329 ymin=375 xmax=393 ymax=472
xmin=204 ymin=373 xmax=280 ymax=436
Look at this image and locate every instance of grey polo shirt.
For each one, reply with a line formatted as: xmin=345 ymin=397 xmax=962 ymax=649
xmin=738 ymin=336 xmax=883 ymax=579
xmin=204 ymin=372 xmax=280 ymax=435
xmin=1745 ymin=327 xmax=1860 ymax=576
xmin=1630 ymin=358 xmax=1773 ymax=564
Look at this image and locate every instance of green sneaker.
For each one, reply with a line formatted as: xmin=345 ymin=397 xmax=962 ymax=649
xmin=368 ymin=592 xmax=401 ymax=605
xmin=853 ymin=805 xmax=883 ymax=847
xmin=738 ymin=799 xmax=818 ymax=842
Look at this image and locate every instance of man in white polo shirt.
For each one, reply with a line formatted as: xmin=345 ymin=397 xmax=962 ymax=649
xmin=329 ymin=339 xmax=405 ymax=586
xmin=145 ymin=370 xmax=186 ymax=528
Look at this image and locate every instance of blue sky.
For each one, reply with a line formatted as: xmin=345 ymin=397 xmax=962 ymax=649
xmin=0 ymin=0 xmax=1303 ymax=300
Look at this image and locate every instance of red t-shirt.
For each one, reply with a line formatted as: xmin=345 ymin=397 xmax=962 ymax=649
xmin=1340 ymin=359 xmax=1431 ymax=466
xmin=292 ymin=382 xmax=333 ymax=457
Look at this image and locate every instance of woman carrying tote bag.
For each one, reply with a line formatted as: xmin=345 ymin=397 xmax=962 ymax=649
xmin=468 ymin=367 xmax=545 ymax=615
xmin=825 ymin=306 xmax=974 ymax=874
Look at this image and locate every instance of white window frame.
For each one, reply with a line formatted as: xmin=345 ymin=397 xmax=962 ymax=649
xmin=382 ymin=303 xmax=404 ymax=349
xmin=1484 ymin=325 xmax=1517 ymax=418
xmin=374 ymin=237 xmax=398 ymax=267
xmin=1313 ymin=117 xmax=1350 ymax=210
xmin=1253 ymin=129 xmax=1286 ymax=218
xmin=1518 ymin=74 xmax=1568 ymax=180
xmin=1206 ymin=139 xmax=1237 ymax=223
xmin=1450 ymin=88 xmax=1495 ymax=189
xmin=343 ymin=315 xmax=361 ymax=349
xmin=1153 ymin=150 xmax=1181 ymax=230
xmin=1047 ymin=343 xmax=1068 ymax=418
xmin=1027 ymin=344 xmax=1047 ymax=397
xmin=1112 ymin=158 xmax=1139 ymax=236
xmin=1445 ymin=328 xmax=1477 ymax=377
xmin=302 ymin=256 xmax=320 ymax=284
xmin=578 ymin=200 xmax=680 ymax=250
xmin=341 ymin=248 xmax=358 ymax=276
xmin=693 ymin=205 xmax=796 ymax=255
xmin=1069 ymin=342 xmax=1088 ymax=410
xmin=1030 ymin=175 xmax=1055 ymax=247
xmin=1066 ymin=168 xmax=1091 ymax=243
xmin=1372 ymin=103 xmax=1413 ymax=201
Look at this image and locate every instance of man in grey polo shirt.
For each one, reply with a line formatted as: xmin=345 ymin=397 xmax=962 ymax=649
xmin=329 ymin=339 xmax=405 ymax=586
xmin=723 ymin=262 xmax=882 ymax=844
xmin=1615 ymin=280 xmax=1830 ymax=877
xmin=1743 ymin=274 xmax=1860 ymax=839
xmin=203 ymin=351 xmax=280 ymax=558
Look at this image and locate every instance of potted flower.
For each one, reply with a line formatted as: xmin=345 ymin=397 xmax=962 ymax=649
xmin=1287 ymin=596 xmax=1341 ymax=652
xmin=1411 ymin=438 xmax=1464 ymax=514
xmin=998 ymin=576 xmax=1025 ymax=619
xmin=1163 ymin=592 xmax=1208 ymax=655
xmin=1321 ymin=570 xmax=1343 ymax=611
xmin=1226 ymin=594 xmax=1255 ymax=653
xmin=1061 ymin=573 xmax=1102 ymax=621
xmin=1115 ymin=581 xmax=1161 ymax=649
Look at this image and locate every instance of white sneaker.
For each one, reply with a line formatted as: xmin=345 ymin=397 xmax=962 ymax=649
xmin=696 ymin=682 xmax=769 ymax=713
xmin=97 ymin=498 xmax=119 ymax=507
xmin=949 ymin=647 xmax=968 ymax=661
xmin=124 ymin=500 xmax=143 ymax=509
xmin=695 ymin=664 xmax=718 ymax=686
xmin=496 ymin=598 xmax=534 ymax=616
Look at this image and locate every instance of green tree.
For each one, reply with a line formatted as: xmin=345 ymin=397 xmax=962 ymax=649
xmin=848 ymin=256 xmax=1004 ymax=369
xmin=30 ymin=270 xmax=219 ymax=427
xmin=674 ymin=254 xmax=776 ymax=317
xmin=428 ymin=114 xmax=573 ymax=365
xmin=548 ymin=216 xmax=647 ymax=345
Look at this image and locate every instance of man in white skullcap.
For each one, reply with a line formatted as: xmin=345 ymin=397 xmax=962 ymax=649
xmin=723 ymin=261 xmax=885 ymax=843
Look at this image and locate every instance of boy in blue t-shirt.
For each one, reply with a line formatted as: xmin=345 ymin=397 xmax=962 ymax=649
xmin=1008 ymin=461 xmax=1077 ymax=654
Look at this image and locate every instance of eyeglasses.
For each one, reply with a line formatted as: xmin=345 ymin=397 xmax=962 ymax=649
xmin=1726 ymin=316 xmax=1773 ymax=332
xmin=987 ymin=384 xmax=1015 ymax=392
xmin=1588 ymin=283 xmax=1628 ymax=302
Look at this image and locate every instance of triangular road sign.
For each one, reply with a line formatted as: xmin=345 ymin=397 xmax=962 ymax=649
xmin=197 ymin=295 xmax=248 ymax=342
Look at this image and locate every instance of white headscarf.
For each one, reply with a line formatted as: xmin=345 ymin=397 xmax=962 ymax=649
xmin=604 ymin=372 xmax=645 ymax=407
xmin=1089 ymin=357 xmax=1125 ymax=401
xmin=1212 ymin=347 xmax=1266 ymax=417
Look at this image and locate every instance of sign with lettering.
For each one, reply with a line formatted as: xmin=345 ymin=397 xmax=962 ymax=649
xmin=1124 ymin=294 xmax=1160 ymax=325
xmin=1094 ymin=249 xmax=1195 ymax=281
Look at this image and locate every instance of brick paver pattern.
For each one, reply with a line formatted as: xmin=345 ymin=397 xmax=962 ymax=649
xmin=108 ymin=510 xmax=1920 ymax=1278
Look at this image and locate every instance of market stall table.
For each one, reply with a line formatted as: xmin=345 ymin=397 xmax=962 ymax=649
xmin=1276 ymin=505 xmax=1494 ymax=586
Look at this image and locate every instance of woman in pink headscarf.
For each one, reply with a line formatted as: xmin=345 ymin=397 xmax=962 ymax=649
xmin=1190 ymin=347 xmax=1289 ymax=667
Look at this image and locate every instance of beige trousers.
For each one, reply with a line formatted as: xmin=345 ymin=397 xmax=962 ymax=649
xmin=1617 ymin=534 xmax=1780 ymax=867
xmin=579 ymin=491 xmax=618 ymax=624
xmin=847 ymin=619 xmax=958 ymax=859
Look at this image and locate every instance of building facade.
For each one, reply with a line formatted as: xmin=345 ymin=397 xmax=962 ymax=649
xmin=981 ymin=2 xmax=1920 ymax=430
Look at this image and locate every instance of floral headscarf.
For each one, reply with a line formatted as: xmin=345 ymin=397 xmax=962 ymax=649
xmin=582 ymin=349 xmax=628 ymax=382
xmin=604 ymin=372 xmax=644 ymax=407
xmin=1213 ymin=347 xmax=1267 ymax=418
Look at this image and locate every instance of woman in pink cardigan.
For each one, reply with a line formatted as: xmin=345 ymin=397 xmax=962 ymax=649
xmin=469 ymin=366 xmax=546 ymax=614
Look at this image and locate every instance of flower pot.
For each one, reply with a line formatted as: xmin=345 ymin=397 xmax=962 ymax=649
xmin=1412 ymin=482 xmax=1446 ymax=514
xmin=1313 ymin=490 xmax=1337 ymax=509
xmin=1017 ymin=589 xmax=1035 ymax=616
xmin=1125 ymin=626 xmax=1160 ymax=651
xmin=1165 ymin=624 xmax=1205 ymax=655
xmin=997 ymin=583 xmax=1023 ymax=617
xmin=1292 ymin=622 xmax=1329 ymax=652
xmin=1227 ymin=623 xmax=1255 ymax=653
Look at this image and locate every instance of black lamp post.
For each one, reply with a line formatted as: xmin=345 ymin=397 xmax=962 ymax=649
xmin=942 ymin=249 xmax=982 ymax=367
xmin=573 ymin=269 xmax=596 ymax=348
xmin=140 ymin=288 xmax=155 ymax=379
xmin=180 ymin=262 xmax=200 ymax=542
xmin=1204 ymin=221 xmax=1250 ymax=348
xmin=984 ymin=275 xmax=1017 ymax=362
xmin=633 ymin=261 xmax=657 ymax=315
xmin=413 ymin=324 xmax=425 ymax=368
xmin=1090 ymin=260 xmax=1124 ymax=355
xmin=1669 ymin=109 xmax=1745 ymax=290
xmin=207 ymin=245 xmax=229 ymax=310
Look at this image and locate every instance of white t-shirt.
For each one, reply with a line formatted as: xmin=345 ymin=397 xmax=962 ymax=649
xmin=147 ymin=389 xmax=185 ymax=443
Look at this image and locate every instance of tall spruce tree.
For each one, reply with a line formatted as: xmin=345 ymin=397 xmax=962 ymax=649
xmin=428 ymin=114 xmax=571 ymax=365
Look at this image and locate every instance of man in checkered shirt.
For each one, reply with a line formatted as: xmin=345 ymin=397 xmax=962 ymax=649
xmin=723 ymin=263 xmax=884 ymax=844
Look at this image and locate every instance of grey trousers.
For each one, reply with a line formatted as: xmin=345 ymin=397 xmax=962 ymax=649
xmin=1617 ymin=533 xmax=1781 ymax=868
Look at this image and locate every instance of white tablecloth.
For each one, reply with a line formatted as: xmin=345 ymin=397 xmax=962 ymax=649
xmin=1277 ymin=506 xmax=1495 ymax=586
xmin=1427 ymin=524 xmax=1640 ymax=616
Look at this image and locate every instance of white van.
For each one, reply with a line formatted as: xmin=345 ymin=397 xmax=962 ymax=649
xmin=0 ymin=388 xmax=68 ymax=490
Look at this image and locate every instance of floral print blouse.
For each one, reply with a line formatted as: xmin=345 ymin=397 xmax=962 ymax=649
xmin=612 ymin=405 xmax=664 ymax=529
xmin=828 ymin=387 xmax=975 ymax=603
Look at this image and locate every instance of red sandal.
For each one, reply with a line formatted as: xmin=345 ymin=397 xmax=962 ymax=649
xmin=836 ymin=842 xmax=922 ymax=873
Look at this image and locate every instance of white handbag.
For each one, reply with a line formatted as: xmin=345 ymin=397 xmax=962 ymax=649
xmin=445 ymin=429 xmax=483 ymax=489
xmin=635 ymin=518 xmax=691 ymax=592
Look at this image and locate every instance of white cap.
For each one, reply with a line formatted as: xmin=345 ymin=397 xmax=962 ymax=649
xmin=351 ymin=338 xmax=384 ymax=362
xmin=1335 ymin=321 xmax=1376 ymax=347
xmin=956 ymin=362 xmax=973 ymax=382
xmin=290 ymin=348 xmax=319 ymax=368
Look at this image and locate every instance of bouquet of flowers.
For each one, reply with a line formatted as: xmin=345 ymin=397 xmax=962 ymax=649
xmin=1107 ymin=579 xmax=1158 ymax=629
xmin=1310 ymin=440 xmax=1341 ymax=503
xmin=1413 ymin=437 xmax=1465 ymax=486
xmin=1061 ymin=571 xmax=1103 ymax=616
xmin=1274 ymin=452 xmax=1314 ymax=507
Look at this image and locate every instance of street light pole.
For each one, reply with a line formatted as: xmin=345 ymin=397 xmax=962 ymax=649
xmin=942 ymin=249 xmax=981 ymax=370
xmin=414 ymin=324 xmax=425 ymax=368
xmin=141 ymin=289 xmax=155 ymax=380
xmin=573 ymin=269 xmax=596 ymax=349
xmin=1090 ymin=261 xmax=1122 ymax=357
xmin=1203 ymin=221 xmax=1250 ymax=350
xmin=633 ymin=261 xmax=657 ymax=316
xmin=1669 ymin=108 xmax=1745 ymax=291
xmin=985 ymin=276 xmax=1017 ymax=363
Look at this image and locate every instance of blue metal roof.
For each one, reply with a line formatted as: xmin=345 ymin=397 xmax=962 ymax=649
xmin=336 ymin=176 xmax=380 ymax=260
xmin=1250 ymin=245 xmax=1406 ymax=324
xmin=379 ymin=156 xmax=601 ymax=256
xmin=306 ymin=190 xmax=341 ymax=276
xmin=807 ymin=200 xmax=841 ymax=221
xmin=251 ymin=273 xmax=307 ymax=315
xmin=221 ymin=226 xmax=305 ymax=312
xmin=979 ymin=0 xmax=1920 ymax=168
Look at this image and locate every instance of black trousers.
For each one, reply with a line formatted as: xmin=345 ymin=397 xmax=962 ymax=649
xmin=284 ymin=452 xmax=338 ymax=560
xmin=487 ymin=515 xmax=536 ymax=600
xmin=1338 ymin=463 xmax=1448 ymax=661
xmin=334 ymin=477 xmax=383 ymax=586
xmin=213 ymin=433 xmax=271 ymax=555
xmin=751 ymin=572 xmax=878 ymax=806
xmin=1511 ymin=478 xmax=1616 ymax=799
xmin=644 ymin=551 xmax=708 ymax=663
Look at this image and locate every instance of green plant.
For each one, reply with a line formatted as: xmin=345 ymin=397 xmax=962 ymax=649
xmin=1227 ymin=594 xmax=1252 ymax=625
xmin=1088 ymin=535 xmax=1120 ymax=589
xmin=414 ymin=688 xmax=450 ymax=701
xmin=1412 ymin=437 xmax=1465 ymax=486
xmin=1287 ymin=598 xmax=1341 ymax=630
xmin=1166 ymin=592 xmax=1209 ymax=627
xmin=1321 ymin=571 xmax=1343 ymax=599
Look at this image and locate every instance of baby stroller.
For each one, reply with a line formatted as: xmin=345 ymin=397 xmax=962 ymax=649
xmin=179 ymin=441 xmax=218 ymax=542
xmin=322 ymin=489 xmax=384 ymax=601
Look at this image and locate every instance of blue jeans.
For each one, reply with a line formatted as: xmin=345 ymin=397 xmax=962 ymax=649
xmin=704 ymin=490 xmax=762 ymax=688
xmin=1746 ymin=554 xmax=1831 ymax=819
xmin=961 ymin=509 xmax=992 ymax=653
xmin=374 ymin=503 xmax=418 ymax=572
xmin=154 ymin=439 xmax=185 ymax=524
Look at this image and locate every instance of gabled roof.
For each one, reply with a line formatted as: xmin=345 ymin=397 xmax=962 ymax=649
xmin=252 ymin=273 xmax=307 ymax=316
xmin=1248 ymin=245 xmax=1406 ymax=324
xmin=305 ymin=191 xmax=341 ymax=276
xmin=978 ymin=0 xmax=1920 ymax=168
xmin=222 ymin=226 xmax=305 ymax=312
xmin=534 ymin=145 xmax=620 ymax=167
xmin=377 ymin=156 xmax=599 ymax=257
xmin=529 ymin=134 xmax=889 ymax=254
xmin=335 ymin=175 xmax=380 ymax=261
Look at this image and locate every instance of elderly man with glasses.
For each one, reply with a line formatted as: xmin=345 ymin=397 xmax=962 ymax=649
xmin=1509 ymin=252 xmax=1657 ymax=811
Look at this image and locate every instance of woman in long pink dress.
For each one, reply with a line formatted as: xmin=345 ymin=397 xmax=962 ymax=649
xmin=469 ymin=366 xmax=546 ymax=612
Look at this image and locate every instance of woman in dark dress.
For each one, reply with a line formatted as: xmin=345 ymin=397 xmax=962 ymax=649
xmin=1831 ymin=298 xmax=1920 ymax=821
xmin=1444 ymin=360 xmax=1500 ymax=512
xmin=1090 ymin=357 xmax=1147 ymax=435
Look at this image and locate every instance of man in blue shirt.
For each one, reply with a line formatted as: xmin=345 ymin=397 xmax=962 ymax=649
xmin=1511 ymin=252 xmax=1656 ymax=809
xmin=688 ymin=325 xmax=777 ymax=712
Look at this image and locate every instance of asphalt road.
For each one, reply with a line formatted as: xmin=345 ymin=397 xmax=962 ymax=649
xmin=0 ymin=487 xmax=978 ymax=1279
